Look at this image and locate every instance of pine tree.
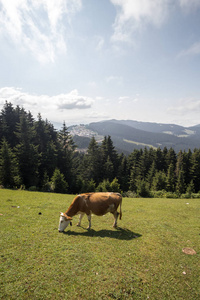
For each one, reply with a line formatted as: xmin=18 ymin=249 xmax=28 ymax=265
xmin=57 ymin=122 xmax=76 ymax=191
xmin=155 ymin=147 xmax=165 ymax=171
xmin=51 ymin=168 xmax=68 ymax=193
xmin=166 ymin=163 xmax=176 ymax=192
xmin=176 ymin=168 xmax=185 ymax=195
xmin=15 ymin=113 xmax=39 ymax=188
xmin=136 ymin=179 xmax=150 ymax=197
xmin=147 ymin=161 xmax=156 ymax=189
xmin=184 ymin=149 xmax=192 ymax=186
xmin=104 ymin=156 xmax=114 ymax=181
xmin=166 ymin=147 xmax=177 ymax=170
xmin=101 ymin=136 xmax=119 ymax=181
xmin=34 ymin=113 xmax=58 ymax=186
xmin=186 ymin=180 xmax=195 ymax=195
xmin=0 ymin=138 xmax=19 ymax=187
xmin=152 ymin=171 xmax=166 ymax=191
xmin=0 ymin=101 xmax=20 ymax=147
xmin=190 ymin=149 xmax=200 ymax=192
xmin=86 ymin=136 xmax=102 ymax=184
xmin=175 ymin=150 xmax=183 ymax=178
xmin=136 ymin=147 xmax=150 ymax=179
xmin=117 ymin=154 xmax=129 ymax=191
xmin=129 ymin=166 xmax=137 ymax=191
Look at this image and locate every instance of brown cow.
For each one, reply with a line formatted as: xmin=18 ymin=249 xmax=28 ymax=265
xmin=58 ymin=192 xmax=122 ymax=232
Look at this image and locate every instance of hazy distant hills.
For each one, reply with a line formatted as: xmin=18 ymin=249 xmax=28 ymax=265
xmin=69 ymin=119 xmax=200 ymax=154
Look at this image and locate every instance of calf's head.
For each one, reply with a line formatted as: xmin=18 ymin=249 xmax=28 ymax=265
xmin=58 ymin=213 xmax=72 ymax=232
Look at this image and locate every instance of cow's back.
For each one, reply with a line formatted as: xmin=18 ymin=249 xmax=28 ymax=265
xmin=84 ymin=192 xmax=122 ymax=216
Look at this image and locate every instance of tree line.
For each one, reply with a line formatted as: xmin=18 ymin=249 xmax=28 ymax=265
xmin=0 ymin=101 xmax=200 ymax=198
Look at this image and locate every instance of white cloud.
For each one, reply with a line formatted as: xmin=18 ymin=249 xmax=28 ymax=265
xmin=95 ymin=36 xmax=105 ymax=51
xmin=110 ymin=0 xmax=170 ymax=42
xmin=57 ymin=89 xmax=94 ymax=109
xmin=0 ymin=87 xmax=94 ymax=117
xmin=0 ymin=0 xmax=82 ymax=63
xmin=88 ymin=81 xmax=97 ymax=88
xmin=178 ymin=42 xmax=200 ymax=58
xmin=106 ymin=75 xmax=123 ymax=85
xmin=110 ymin=0 xmax=200 ymax=43
xmin=118 ymin=96 xmax=139 ymax=104
xmin=167 ymin=98 xmax=200 ymax=115
xmin=179 ymin=0 xmax=200 ymax=11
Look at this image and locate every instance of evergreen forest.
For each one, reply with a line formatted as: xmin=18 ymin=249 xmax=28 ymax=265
xmin=1 ymin=101 xmax=200 ymax=198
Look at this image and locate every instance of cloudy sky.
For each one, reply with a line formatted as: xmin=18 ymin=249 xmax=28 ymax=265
xmin=0 ymin=0 xmax=200 ymax=127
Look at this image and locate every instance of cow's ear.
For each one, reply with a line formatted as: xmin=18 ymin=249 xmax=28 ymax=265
xmin=70 ymin=222 xmax=72 ymax=226
xmin=67 ymin=216 xmax=73 ymax=221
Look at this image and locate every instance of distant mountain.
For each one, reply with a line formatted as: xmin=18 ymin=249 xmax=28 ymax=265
xmin=69 ymin=119 xmax=200 ymax=154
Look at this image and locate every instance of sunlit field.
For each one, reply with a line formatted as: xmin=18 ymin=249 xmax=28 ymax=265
xmin=0 ymin=189 xmax=199 ymax=299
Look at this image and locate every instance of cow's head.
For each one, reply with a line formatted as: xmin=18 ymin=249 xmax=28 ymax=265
xmin=58 ymin=213 xmax=72 ymax=232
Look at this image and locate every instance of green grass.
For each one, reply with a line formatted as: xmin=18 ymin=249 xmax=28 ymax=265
xmin=0 ymin=190 xmax=199 ymax=299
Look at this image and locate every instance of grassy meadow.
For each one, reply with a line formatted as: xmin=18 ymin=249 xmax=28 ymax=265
xmin=0 ymin=189 xmax=199 ymax=299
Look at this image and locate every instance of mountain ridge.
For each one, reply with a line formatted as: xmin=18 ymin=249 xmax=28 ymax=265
xmin=69 ymin=119 xmax=200 ymax=154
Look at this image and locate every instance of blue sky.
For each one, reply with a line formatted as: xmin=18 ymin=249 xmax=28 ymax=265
xmin=0 ymin=0 xmax=200 ymax=127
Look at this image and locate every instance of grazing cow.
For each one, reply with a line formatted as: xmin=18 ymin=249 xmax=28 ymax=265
xmin=58 ymin=192 xmax=122 ymax=232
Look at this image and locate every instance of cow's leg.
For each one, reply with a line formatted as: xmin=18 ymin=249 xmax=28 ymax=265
xmin=77 ymin=213 xmax=84 ymax=226
xmin=113 ymin=211 xmax=119 ymax=228
xmin=87 ymin=214 xmax=91 ymax=230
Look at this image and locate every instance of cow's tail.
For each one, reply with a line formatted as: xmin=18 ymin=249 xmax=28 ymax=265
xmin=119 ymin=198 xmax=122 ymax=220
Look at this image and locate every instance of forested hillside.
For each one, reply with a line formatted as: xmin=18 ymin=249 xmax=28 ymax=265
xmin=87 ymin=120 xmax=200 ymax=153
xmin=1 ymin=101 xmax=200 ymax=197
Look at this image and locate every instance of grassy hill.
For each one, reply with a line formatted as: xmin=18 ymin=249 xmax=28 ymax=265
xmin=1 ymin=189 xmax=199 ymax=299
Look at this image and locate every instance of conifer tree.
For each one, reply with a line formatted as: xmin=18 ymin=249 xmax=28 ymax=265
xmin=51 ymin=168 xmax=68 ymax=193
xmin=129 ymin=166 xmax=137 ymax=191
xmin=176 ymin=168 xmax=185 ymax=195
xmin=0 ymin=101 xmax=20 ymax=147
xmin=190 ymin=149 xmax=200 ymax=192
xmin=155 ymin=147 xmax=165 ymax=171
xmin=147 ymin=161 xmax=156 ymax=189
xmin=34 ymin=113 xmax=58 ymax=186
xmin=15 ymin=113 xmax=39 ymax=188
xmin=86 ymin=136 xmax=102 ymax=184
xmin=104 ymin=156 xmax=114 ymax=181
xmin=152 ymin=171 xmax=166 ymax=191
xmin=166 ymin=147 xmax=177 ymax=170
xmin=166 ymin=163 xmax=176 ymax=192
xmin=0 ymin=138 xmax=19 ymax=187
xmin=117 ymin=154 xmax=129 ymax=191
xmin=136 ymin=147 xmax=151 ymax=179
xmin=101 ymin=136 xmax=119 ymax=181
xmin=57 ymin=122 xmax=76 ymax=191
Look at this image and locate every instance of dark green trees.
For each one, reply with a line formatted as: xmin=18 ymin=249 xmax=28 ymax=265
xmin=51 ymin=168 xmax=68 ymax=194
xmin=86 ymin=136 xmax=102 ymax=184
xmin=57 ymin=122 xmax=76 ymax=192
xmin=1 ymin=101 xmax=200 ymax=196
xmin=15 ymin=113 xmax=39 ymax=187
xmin=0 ymin=139 xmax=19 ymax=187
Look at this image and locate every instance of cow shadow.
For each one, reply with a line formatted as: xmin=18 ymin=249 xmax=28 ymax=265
xmin=63 ymin=227 xmax=142 ymax=241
